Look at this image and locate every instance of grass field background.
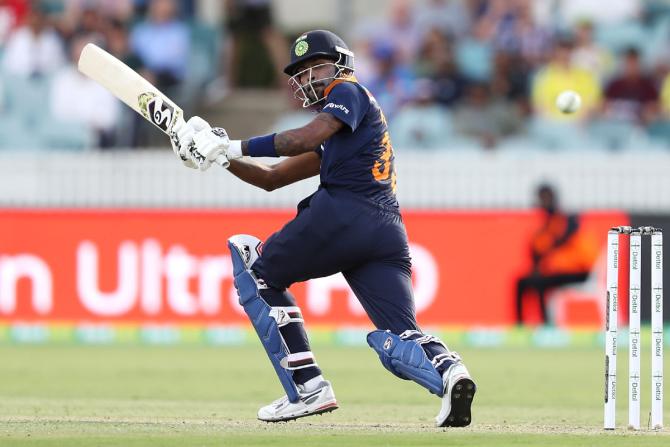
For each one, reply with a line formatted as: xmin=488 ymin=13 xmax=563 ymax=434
xmin=0 ymin=343 xmax=668 ymax=446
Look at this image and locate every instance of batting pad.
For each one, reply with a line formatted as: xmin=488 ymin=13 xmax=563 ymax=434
xmin=229 ymin=239 xmax=301 ymax=403
xmin=367 ymin=330 xmax=445 ymax=396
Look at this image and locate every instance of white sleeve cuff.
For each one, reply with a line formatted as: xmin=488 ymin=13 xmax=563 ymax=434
xmin=228 ymin=140 xmax=243 ymax=160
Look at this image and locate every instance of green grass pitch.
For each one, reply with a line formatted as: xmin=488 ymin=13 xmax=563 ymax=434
xmin=0 ymin=343 xmax=667 ymax=446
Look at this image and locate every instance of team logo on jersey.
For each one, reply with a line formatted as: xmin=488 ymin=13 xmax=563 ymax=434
xmin=139 ymin=92 xmax=175 ymax=132
xmin=295 ymin=40 xmax=309 ymax=56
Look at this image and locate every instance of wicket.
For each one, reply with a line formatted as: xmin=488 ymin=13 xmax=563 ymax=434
xmin=604 ymin=226 xmax=663 ymax=430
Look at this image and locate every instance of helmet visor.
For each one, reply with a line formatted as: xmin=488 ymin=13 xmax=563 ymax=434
xmin=287 ymin=56 xmax=352 ymax=108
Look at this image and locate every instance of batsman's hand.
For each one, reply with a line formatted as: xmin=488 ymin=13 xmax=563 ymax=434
xmin=170 ymin=116 xmax=211 ymax=169
xmin=189 ymin=127 xmax=231 ymax=171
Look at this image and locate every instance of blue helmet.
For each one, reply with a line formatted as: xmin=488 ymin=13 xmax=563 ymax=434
xmin=284 ymin=30 xmax=355 ymax=76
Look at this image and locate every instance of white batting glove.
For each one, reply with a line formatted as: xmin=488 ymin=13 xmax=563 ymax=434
xmin=170 ymin=116 xmax=211 ymax=169
xmin=189 ymin=127 xmax=231 ymax=171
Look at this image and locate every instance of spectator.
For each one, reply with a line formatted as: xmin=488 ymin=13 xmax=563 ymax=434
xmin=2 ymin=4 xmax=65 ymax=77
xmin=0 ymin=0 xmax=29 ymax=45
xmin=134 ymin=0 xmax=196 ymax=18
xmin=225 ymin=0 xmax=288 ymax=87
xmin=571 ymin=20 xmax=614 ymax=80
xmin=654 ymin=57 xmax=670 ymax=142
xmin=353 ymin=0 xmax=421 ymax=66
xmin=365 ymin=42 xmax=415 ymax=119
xmin=130 ymin=0 xmax=190 ymax=90
xmin=603 ymin=47 xmax=659 ymax=125
xmin=455 ymin=18 xmax=494 ymax=82
xmin=493 ymin=0 xmax=553 ymax=68
xmin=413 ymin=28 xmax=467 ymax=106
xmin=49 ymin=34 xmax=120 ymax=147
xmin=651 ymin=53 xmax=670 ymax=89
xmin=531 ymin=38 xmax=601 ymax=121
xmin=105 ymin=19 xmax=143 ymax=71
xmin=660 ymin=70 xmax=670 ymax=117
xmin=453 ymin=82 xmax=522 ymax=148
xmin=516 ymin=184 xmax=599 ymax=326
xmin=348 ymin=38 xmax=376 ymax=87
xmin=63 ymin=0 xmax=134 ymax=28
xmin=469 ymin=0 xmax=510 ymax=38
xmin=490 ymin=51 xmax=530 ymax=115
xmin=554 ymin=0 xmax=641 ymax=27
xmin=390 ymin=78 xmax=452 ymax=150
xmin=104 ymin=19 xmax=145 ymax=147
xmin=414 ymin=28 xmax=449 ymax=77
xmin=58 ymin=2 xmax=108 ymax=43
xmin=414 ymin=0 xmax=471 ymax=39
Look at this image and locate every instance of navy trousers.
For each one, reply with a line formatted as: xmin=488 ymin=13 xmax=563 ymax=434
xmin=252 ymin=188 xmax=419 ymax=335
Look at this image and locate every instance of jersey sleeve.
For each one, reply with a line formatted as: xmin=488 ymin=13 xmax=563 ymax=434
xmin=322 ymin=82 xmax=369 ymax=132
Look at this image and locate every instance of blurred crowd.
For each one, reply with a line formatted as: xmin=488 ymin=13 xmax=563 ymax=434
xmin=353 ymin=0 xmax=670 ymax=150
xmin=0 ymin=0 xmax=223 ymax=149
xmin=4 ymin=0 xmax=670 ymax=151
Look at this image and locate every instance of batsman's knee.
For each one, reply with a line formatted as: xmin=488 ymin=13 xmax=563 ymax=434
xmin=228 ymin=234 xmax=264 ymax=274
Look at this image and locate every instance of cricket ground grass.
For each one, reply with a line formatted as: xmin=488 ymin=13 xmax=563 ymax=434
xmin=0 ymin=343 xmax=668 ymax=446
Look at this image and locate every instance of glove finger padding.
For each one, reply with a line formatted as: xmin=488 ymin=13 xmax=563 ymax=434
xmin=178 ymin=116 xmax=212 ymax=169
xmin=189 ymin=142 xmax=212 ymax=171
xmin=170 ymin=117 xmax=184 ymax=156
xmin=190 ymin=127 xmax=230 ymax=171
xmin=169 ymin=118 xmax=197 ymax=169
xmin=182 ymin=116 xmax=211 ymax=136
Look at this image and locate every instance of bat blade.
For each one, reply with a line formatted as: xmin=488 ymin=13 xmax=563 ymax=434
xmin=77 ymin=43 xmax=183 ymax=135
xmin=77 ymin=43 xmax=227 ymax=167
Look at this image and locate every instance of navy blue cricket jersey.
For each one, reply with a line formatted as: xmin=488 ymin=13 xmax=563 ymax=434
xmin=315 ymin=79 xmax=398 ymax=208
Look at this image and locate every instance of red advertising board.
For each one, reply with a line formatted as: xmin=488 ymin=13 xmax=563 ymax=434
xmin=0 ymin=209 xmax=627 ymax=327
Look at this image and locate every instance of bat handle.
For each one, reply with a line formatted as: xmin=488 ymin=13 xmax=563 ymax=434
xmin=215 ymin=154 xmax=230 ymax=168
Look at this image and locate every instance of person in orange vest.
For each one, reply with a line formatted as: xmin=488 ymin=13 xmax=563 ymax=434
xmin=516 ymin=184 xmax=599 ymax=325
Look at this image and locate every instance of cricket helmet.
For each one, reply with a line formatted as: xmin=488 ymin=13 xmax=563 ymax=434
xmin=284 ymin=30 xmax=354 ymax=76
xmin=284 ymin=30 xmax=355 ymax=108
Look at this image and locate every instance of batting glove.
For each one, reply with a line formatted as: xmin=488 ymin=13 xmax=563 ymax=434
xmin=170 ymin=116 xmax=211 ymax=169
xmin=189 ymin=127 xmax=231 ymax=171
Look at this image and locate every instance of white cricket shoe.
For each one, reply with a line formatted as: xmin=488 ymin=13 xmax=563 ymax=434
xmin=435 ymin=362 xmax=476 ymax=427
xmin=257 ymin=380 xmax=338 ymax=422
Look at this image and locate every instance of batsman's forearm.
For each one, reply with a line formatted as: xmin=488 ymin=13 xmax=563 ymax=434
xmin=227 ymin=158 xmax=276 ymax=191
xmin=240 ymin=114 xmax=341 ymax=157
xmin=274 ymin=128 xmax=319 ymax=156
xmin=241 ymin=129 xmax=320 ymax=158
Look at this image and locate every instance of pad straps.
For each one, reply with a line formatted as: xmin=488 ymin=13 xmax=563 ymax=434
xmin=280 ymin=351 xmax=318 ymax=370
xmin=399 ymin=330 xmax=462 ymax=369
xmin=269 ymin=306 xmax=304 ymax=327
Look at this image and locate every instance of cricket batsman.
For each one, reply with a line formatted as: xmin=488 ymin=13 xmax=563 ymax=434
xmin=170 ymin=30 xmax=476 ymax=426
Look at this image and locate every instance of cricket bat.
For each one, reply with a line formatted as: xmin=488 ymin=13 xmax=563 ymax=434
xmin=78 ymin=43 xmax=225 ymax=166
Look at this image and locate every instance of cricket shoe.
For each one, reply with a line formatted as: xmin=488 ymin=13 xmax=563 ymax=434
xmin=257 ymin=380 xmax=338 ymax=422
xmin=435 ymin=362 xmax=476 ymax=427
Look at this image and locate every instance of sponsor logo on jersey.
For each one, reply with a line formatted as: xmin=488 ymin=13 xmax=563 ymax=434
xmin=324 ymin=102 xmax=350 ymax=114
